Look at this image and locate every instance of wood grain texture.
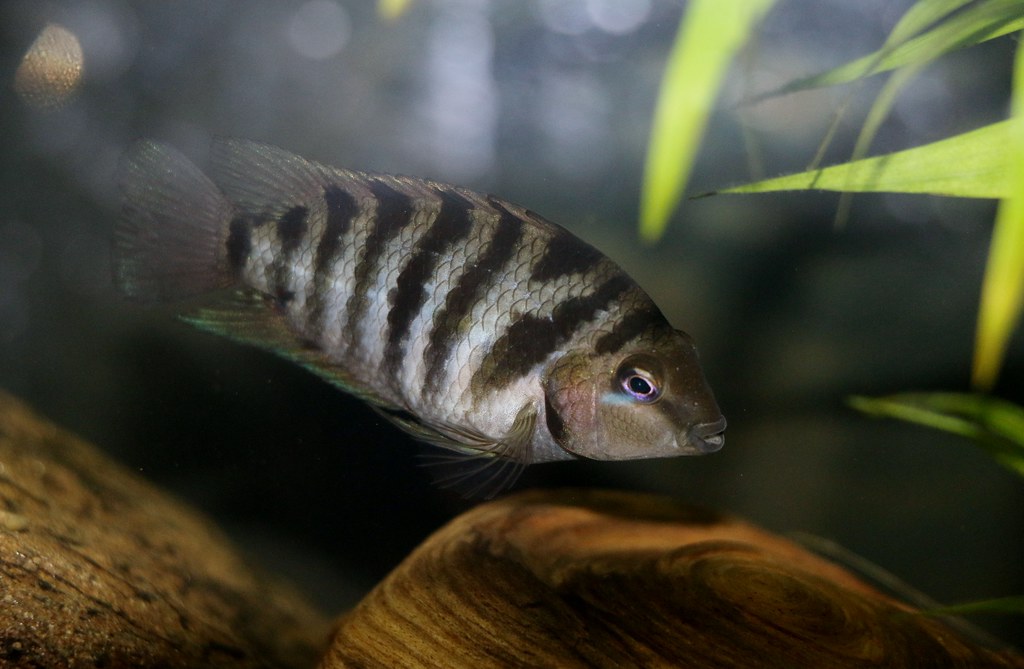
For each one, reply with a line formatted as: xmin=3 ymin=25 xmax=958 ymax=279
xmin=1 ymin=389 xmax=1021 ymax=668
xmin=0 ymin=391 xmax=328 ymax=669
xmin=322 ymin=489 xmax=1024 ymax=669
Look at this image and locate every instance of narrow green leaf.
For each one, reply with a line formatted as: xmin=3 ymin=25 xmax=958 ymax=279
xmin=639 ymin=0 xmax=776 ymax=242
xmin=923 ymin=596 xmax=1024 ymax=616
xmin=800 ymin=0 xmax=971 ymax=182
xmin=833 ymin=1 xmax=988 ymax=226
xmin=719 ymin=120 xmax=1012 ymax=198
xmin=849 ymin=392 xmax=1024 ymax=478
xmin=973 ymin=36 xmax=1024 ymax=390
xmin=833 ymin=63 xmax=928 ymax=227
xmin=753 ymin=0 xmax=1024 ymax=100
xmin=886 ymin=0 xmax=974 ymax=46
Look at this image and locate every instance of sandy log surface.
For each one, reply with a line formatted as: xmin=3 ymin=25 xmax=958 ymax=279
xmin=0 ymin=391 xmax=328 ymax=668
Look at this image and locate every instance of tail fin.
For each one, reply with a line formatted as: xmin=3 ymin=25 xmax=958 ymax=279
xmin=114 ymin=141 xmax=235 ymax=302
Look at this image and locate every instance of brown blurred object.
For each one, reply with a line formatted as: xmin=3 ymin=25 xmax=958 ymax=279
xmin=325 ymin=490 xmax=1024 ymax=668
xmin=14 ymin=23 xmax=84 ymax=110
xmin=0 ymin=391 xmax=328 ymax=668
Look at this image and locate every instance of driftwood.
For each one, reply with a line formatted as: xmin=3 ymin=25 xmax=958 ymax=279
xmin=0 ymin=392 xmax=328 ymax=668
xmin=324 ymin=493 xmax=1023 ymax=668
xmin=0 ymin=390 xmax=1021 ymax=668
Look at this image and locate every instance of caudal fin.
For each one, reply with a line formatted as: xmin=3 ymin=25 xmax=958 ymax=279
xmin=114 ymin=141 xmax=235 ymax=302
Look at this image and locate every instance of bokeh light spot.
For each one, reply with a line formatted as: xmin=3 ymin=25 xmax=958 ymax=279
xmin=586 ymin=0 xmax=650 ymax=35
xmin=286 ymin=0 xmax=351 ymax=60
xmin=15 ymin=23 xmax=84 ymax=110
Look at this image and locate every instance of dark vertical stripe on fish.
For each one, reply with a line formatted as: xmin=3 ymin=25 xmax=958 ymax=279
xmin=315 ymin=186 xmax=358 ymax=277
xmin=306 ymin=185 xmax=359 ymax=334
xmin=422 ymin=201 xmax=525 ymax=395
xmin=274 ymin=205 xmax=309 ymax=304
xmin=384 ymin=188 xmax=474 ymax=379
xmin=277 ymin=205 xmax=309 ymax=255
xmin=474 ymin=274 xmax=633 ymax=390
xmin=226 ymin=216 xmax=252 ymax=274
xmin=529 ymin=228 xmax=604 ymax=282
xmin=544 ymin=392 xmax=567 ymax=446
xmin=594 ymin=304 xmax=663 ymax=355
xmin=343 ymin=180 xmax=413 ymax=347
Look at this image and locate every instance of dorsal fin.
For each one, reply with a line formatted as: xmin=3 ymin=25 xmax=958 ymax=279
xmin=208 ymin=138 xmax=340 ymax=219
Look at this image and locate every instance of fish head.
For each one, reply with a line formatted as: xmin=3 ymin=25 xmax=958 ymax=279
xmin=543 ymin=328 xmax=725 ymax=460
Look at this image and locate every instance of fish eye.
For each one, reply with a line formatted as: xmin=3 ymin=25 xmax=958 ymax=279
xmin=616 ymin=364 xmax=661 ymax=403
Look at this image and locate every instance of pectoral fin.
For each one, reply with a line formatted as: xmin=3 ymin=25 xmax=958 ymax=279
xmin=373 ymin=402 xmax=536 ymax=460
xmin=376 ymin=402 xmax=538 ymax=498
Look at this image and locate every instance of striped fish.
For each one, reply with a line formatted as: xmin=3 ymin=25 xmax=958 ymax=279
xmin=115 ymin=139 xmax=725 ymax=494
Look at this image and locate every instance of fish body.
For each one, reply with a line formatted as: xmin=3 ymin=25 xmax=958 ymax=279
xmin=115 ymin=139 xmax=725 ymax=490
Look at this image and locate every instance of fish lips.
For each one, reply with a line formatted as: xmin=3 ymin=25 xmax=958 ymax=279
xmin=679 ymin=416 xmax=727 ymax=454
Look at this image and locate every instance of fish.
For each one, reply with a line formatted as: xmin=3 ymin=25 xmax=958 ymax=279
xmin=114 ymin=138 xmax=726 ymax=495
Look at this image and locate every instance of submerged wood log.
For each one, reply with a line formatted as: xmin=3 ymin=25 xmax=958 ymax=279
xmin=2 ymin=389 xmax=1022 ymax=668
xmin=0 ymin=391 xmax=328 ymax=668
xmin=323 ymin=489 xmax=1024 ymax=669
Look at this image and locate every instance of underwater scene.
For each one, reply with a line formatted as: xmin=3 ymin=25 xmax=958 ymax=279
xmin=2 ymin=0 xmax=1022 ymax=655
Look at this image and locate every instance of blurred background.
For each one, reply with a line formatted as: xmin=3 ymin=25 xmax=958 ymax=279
xmin=1 ymin=0 xmax=1022 ymax=644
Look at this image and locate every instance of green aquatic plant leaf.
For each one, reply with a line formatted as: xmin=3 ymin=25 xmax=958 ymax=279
xmin=848 ymin=392 xmax=1024 ymax=478
xmin=755 ymin=0 xmax=1024 ymax=99
xmin=832 ymin=63 xmax=928 ymax=227
xmin=718 ymin=120 xmax=1012 ymax=198
xmin=831 ymin=0 xmax=994 ymax=226
xmin=973 ymin=36 xmax=1024 ymax=390
xmin=728 ymin=30 xmax=1024 ymax=380
xmin=923 ymin=596 xmax=1024 ymax=616
xmin=798 ymin=0 xmax=970 ymax=207
xmin=886 ymin=0 xmax=975 ymax=46
xmin=639 ymin=0 xmax=776 ymax=242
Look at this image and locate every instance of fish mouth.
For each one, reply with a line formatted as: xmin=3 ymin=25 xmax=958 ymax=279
xmin=684 ymin=416 xmax=727 ymax=454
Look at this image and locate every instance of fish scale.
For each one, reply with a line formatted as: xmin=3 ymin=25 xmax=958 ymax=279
xmin=115 ymin=138 xmax=726 ymax=495
xmin=296 ymin=191 xmax=356 ymax=342
xmin=322 ymin=196 xmax=375 ymax=354
xmin=422 ymin=207 xmax=521 ymax=416
xmin=402 ymin=237 xmax=470 ymax=399
xmin=385 ymin=193 xmax=458 ymax=380
xmin=420 ymin=205 xmax=522 ymax=402
xmin=305 ymin=186 xmax=357 ymax=337
xmin=401 ymin=237 xmax=477 ymax=403
xmin=322 ymin=192 xmax=382 ymax=361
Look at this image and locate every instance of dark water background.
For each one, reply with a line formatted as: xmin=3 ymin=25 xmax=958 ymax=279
xmin=1 ymin=0 xmax=1022 ymax=645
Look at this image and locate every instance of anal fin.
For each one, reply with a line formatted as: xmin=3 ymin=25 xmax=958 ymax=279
xmin=181 ymin=289 xmax=397 ymax=410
